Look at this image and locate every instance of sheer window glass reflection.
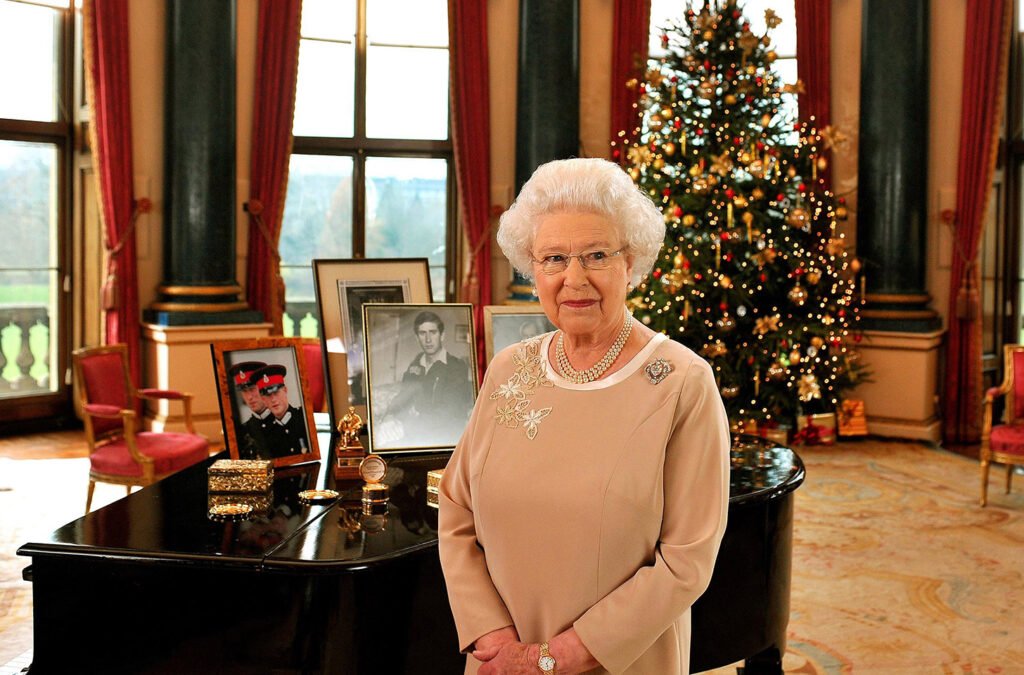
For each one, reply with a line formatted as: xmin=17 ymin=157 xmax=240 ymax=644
xmin=284 ymin=0 xmax=454 ymax=335
xmin=365 ymin=157 xmax=448 ymax=301
xmin=0 ymin=1 xmax=61 ymax=122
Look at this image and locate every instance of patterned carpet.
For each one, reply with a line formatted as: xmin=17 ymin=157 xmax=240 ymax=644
xmin=1 ymin=437 xmax=1023 ymax=672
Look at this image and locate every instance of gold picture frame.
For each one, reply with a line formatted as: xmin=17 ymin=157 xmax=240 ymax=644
xmin=482 ymin=305 xmax=555 ymax=363
xmin=210 ymin=337 xmax=321 ymax=468
xmin=362 ymin=303 xmax=478 ymax=453
xmin=312 ymin=258 xmax=433 ymax=430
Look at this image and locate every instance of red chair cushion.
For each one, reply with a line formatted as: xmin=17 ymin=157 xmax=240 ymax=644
xmin=1014 ymin=351 xmax=1024 ymax=420
xmin=990 ymin=424 xmax=1024 ymax=456
xmin=90 ymin=432 xmax=208 ymax=477
xmin=138 ymin=388 xmax=185 ymax=400
xmin=80 ymin=352 xmax=130 ymax=436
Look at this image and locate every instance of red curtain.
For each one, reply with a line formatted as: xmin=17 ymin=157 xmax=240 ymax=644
xmin=245 ymin=0 xmax=302 ymax=336
xmin=83 ymin=0 xmax=142 ymax=387
xmin=610 ymin=0 xmax=651 ymax=161
xmin=794 ymin=0 xmax=831 ymax=128
xmin=449 ymin=0 xmax=492 ymax=378
xmin=943 ymin=0 xmax=1013 ymax=444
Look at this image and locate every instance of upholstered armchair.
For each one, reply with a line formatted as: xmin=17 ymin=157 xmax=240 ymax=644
xmin=980 ymin=344 xmax=1024 ymax=507
xmin=73 ymin=344 xmax=209 ymax=512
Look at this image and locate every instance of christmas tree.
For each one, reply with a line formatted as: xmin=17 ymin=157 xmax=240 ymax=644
xmin=617 ymin=0 xmax=865 ymax=427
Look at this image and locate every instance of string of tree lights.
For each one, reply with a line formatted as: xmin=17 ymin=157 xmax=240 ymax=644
xmin=616 ymin=0 xmax=867 ymax=426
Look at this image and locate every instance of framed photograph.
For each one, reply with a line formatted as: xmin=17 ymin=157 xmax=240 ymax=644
xmin=483 ymin=305 xmax=556 ymax=363
xmin=362 ymin=303 xmax=478 ymax=453
xmin=211 ymin=338 xmax=321 ymax=468
xmin=312 ymin=258 xmax=433 ymax=429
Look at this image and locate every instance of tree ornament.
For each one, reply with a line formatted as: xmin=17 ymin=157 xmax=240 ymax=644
xmin=798 ymin=373 xmax=822 ymax=402
xmin=660 ymin=105 xmax=674 ymax=119
xmin=720 ymin=384 xmax=740 ymax=399
xmin=682 ymin=214 xmax=697 ymax=226
xmin=652 ymin=157 xmax=665 ymax=170
xmin=786 ymin=207 xmax=809 ymax=228
xmin=645 ymin=68 xmax=665 ymax=87
xmin=836 ymin=205 xmax=849 ymax=220
xmin=751 ymin=187 xmax=765 ymax=200
xmin=702 ymin=340 xmax=729 ymax=358
xmin=789 ymin=349 xmax=801 ymax=364
xmin=716 ymin=315 xmax=736 ymax=332
xmin=816 ymin=156 xmax=829 ymax=171
xmin=693 ymin=177 xmax=711 ymax=194
xmin=698 ymin=80 xmax=718 ymax=99
xmin=703 ymin=29 xmax=716 ymax=41
xmin=754 ymin=315 xmax=781 ymax=334
xmin=766 ymin=50 xmax=778 ymax=63
xmin=767 ymin=363 xmax=787 ymax=381
xmin=724 ymin=94 xmax=738 ymax=106
xmin=805 ymin=270 xmax=821 ymax=285
xmin=850 ymin=258 xmax=862 ymax=273
xmin=811 ymin=337 xmax=825 ymax=348
xmin=660 ymin=270 xmax=685 ymax=294
xmin=628 ymin=167 xmax=640 ymax=182
xmin=689 ymin=164 xmax=703 ymax=177
xmin=719 ymin=274 xmax=732 ymax=289
xmin=663 ymin=142 xmax=677 ymax=156
xmin=788 ymin=283 xmax=808 ymax=306
xmin=649 ymin=114 xmax=665 ymax=131
xmin=673 ymin=252 xmax=685 ymax=268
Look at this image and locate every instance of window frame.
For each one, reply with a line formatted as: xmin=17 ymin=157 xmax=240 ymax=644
xmin=0 ymin=0 xmax=75 ymax=427
xmin=286 ymin=0 xmax=458 ymax=313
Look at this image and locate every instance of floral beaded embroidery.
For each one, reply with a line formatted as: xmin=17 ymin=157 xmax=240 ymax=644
xmin=491 ymin=336 xmax=553 ymax=440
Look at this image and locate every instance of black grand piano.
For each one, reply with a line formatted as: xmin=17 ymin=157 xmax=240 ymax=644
xmin=18 ymin=433 xmax=803 ymax=674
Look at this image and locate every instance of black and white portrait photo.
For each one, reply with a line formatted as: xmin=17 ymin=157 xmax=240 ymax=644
xmin=363 ymin=303 xmax=478 ymax=452
xmin=338 ymin=279 xmax=409 ymax=405
xmin=212 ymin=339 xmax=321 ymax=467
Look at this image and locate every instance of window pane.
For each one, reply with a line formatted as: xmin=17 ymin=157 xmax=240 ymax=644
xmin=0 ymin=1 xmax=60 ymax=122
xmin=366 ymin=46 xmax=449 ymax=139
xmin=300 ymin=0 xmax=355 ymax=41
xmin=0 ymin=140 xmax=60 ymax=397
xmin=293 ymin=39 xmax=355 ymax=137
xmin=367 ymin=0 xmax=447 ymax=47
xmin=365 ymin=157 xmax=448 ymax=302
xmin=280 ymin=154 xmax=355 ymax=309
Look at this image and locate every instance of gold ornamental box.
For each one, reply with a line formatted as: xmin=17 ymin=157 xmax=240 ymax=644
xmin=208 ymin=459 xmax=274 ymax=493
xmin=208 ymin=490 xmax=273 ymax=516
xmin=426 ymin=469 xmax=444 ymax=491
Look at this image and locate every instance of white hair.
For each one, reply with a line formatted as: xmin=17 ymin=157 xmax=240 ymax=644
xmin=497 ymin=158 xmax=665 ymax=286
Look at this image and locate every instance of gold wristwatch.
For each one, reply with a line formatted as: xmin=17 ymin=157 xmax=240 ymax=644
xmin=537 ymin=642 xmax=556 ymax=673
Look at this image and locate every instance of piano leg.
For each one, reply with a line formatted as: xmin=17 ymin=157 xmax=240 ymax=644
xmin=741 ymin=645 xmax=783 ymax=674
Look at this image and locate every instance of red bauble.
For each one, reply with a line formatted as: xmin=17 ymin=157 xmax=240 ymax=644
xmin=776 ymin=193 xmax=785 ymax=201
xmin=725 ymin=188 xmax=736 ymax=199
xmin=704 ymin=59 xmax=712 ymax=70
xmin=695 ymin=273 xmax=703 ymax=281
xmin=653 ymin=269 xmax=662 ymax=279
xmin=673 ymin=205 xmax=683 ymax=217
xmin=798 ymin=182 xmax=807 ymax=192
xmin=612 ymin=149 xmax=621 ymax=159
xmin=639 ymin=84 xmax=646 ymax=94
xmin=720 ymin=232 xmax=730 ymax=241
xmin=724 ymin=253 xmax=734 ymax=262
xmin=838 ymin=308 xmax=846 ymax=318
xmin=733 ymin=137 xmax=743 ymax=146
xmin=794 ymin=267 xmax=804 ymax=276
xmin=747 ymin=356 xmax=756 ymax=365
xmin=733 ymin=10 xmax=741 ymax=18
xmin=838 ymin=196 xmax=846 ymax=204
xmin=673 ymin=118 xmax=682 ymax=129
xmin=662 ymin=187 xmax=672 ymax=197
xmin=671 ymin=75 xmax=678 ymax=83
xmin=793 ymin=122 xmax=801 ymax=130
xmin=756 ymin=141 xmax=765 ymax=151
xmin=853 ymin=334 xmax=863 ymax=343
xmin=759 ymin=273 xmax=767 ymax=282
xmin=682 ymin=259 xmax=691 ymax=269
xmin=780 ymin=339 xmax=788 ymax=348
xmin=696 ymin=128 xmax=704 ymax=136
xmin=756 ymin=77 xmax=763 ymax=86
xmin=746 ymin=95 xmax=754 ymax=103
xmin=719 ymin=302 xmax=729 ymax=312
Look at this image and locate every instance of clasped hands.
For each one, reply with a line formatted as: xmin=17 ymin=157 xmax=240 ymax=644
xmin=472 ymin=626 xmax=598 ymax=675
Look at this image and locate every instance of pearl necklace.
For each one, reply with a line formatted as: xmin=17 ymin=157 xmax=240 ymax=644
xmin=555 ymin=309 xmax=634 ymax=384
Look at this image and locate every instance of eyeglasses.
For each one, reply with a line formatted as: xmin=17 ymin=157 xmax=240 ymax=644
xmin=530 ymin=248 xmax=626 ymax=275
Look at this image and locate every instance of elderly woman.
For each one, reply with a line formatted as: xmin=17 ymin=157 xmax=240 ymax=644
xmin=438 ymin=157 xmax=730 ymax=675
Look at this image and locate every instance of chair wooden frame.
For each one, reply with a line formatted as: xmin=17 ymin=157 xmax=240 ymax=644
xmin=980 ymin=344 xmax=1024 ymax=506
xmin=73 ymin=344 xmax=201 ymax=512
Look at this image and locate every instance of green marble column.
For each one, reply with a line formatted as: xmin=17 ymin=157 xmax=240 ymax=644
xmin=508 ymin=0 xmax=579 ymax=302
xmin=144 ymin=0 xmax=261 ymax=326
xmin=856 ymin=0 xmax=939 ymax=331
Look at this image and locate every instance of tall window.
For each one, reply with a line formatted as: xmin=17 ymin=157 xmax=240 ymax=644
xmin=649 ymin=0 xmax=798 ymax=124
xmin=281 ymin=0 xmax=453 ymax=337
xmin=0 ymin=0 xmax=73 ymax=420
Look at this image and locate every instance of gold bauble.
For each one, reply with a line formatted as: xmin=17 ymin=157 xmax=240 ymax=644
xmin=826 ymin=238 xmax=844 ymax=256
xmin=786 ymin=207 xmax=810 ymax=228
xmin=693 ymin=177 xmax=710 ymax=194
xmin=716 ymin=315 xmax=736 ymax=332
xmin=742 ymin=211 xmax=755 ymax=226
xmin=689 ymin=164 xmax=703 ymax=177
xmin=682 ymin=214 xmax=697 ymax=226
xmin=719 ymin=275 xmax=732 ymax=289
xmin=811 ymin=337 xmax=825 ymax=348
xmin=724 ymin=94 xmax=738 ymax=106
xmin=816 ymin=156 xmax=829 ymax=171
xmin=789 ymin=349 xmax=802 ymax=364
xmin=628 ymin=167 xmax=641 ymax=181
xmin=739 ymin=151 xmax=753 ymax=164
xmin=761 ymin=36 xmax=771 ymax=46
xmin=836 ymin=205 xmax=849 ymax=220
xmin=786 ymin=166 xmax=798 ymax=178
xmin=661 ymin=105 xmax=674 ymax=119
xmin=663 ymin=211 xmax=675 ymax=224
xmin=745 ymin=64 xmax=757 ymax=75
xmin=761 ymin=114 xmax=772 ymax=127
xmin=767 ymin=363 xmax=786 ymax=381
xmin=661 ymin=270 xmax=684 ymax=294
xmin=850 ymin=258 xmax=863 ymax=273
xmin=648 ymin=114 xmax=664 ymax=131
xmin=733 ymin=195 xmax=749 ymax=208
xmin=706 ymin=174 xmax=719 ymax=186
xmin=703 ymin=29 xmax=716 ymax=41
xmin=788 ymin=283 xmax=808 ymax=306
xmin=625 ymin=78 xmax=639 ymax=90
xmin=766 ymin=50 xmax=778 ymax=63
xmin=673 ymin=252 xmax=685 ymax=268
xmin=698 ymin=81 xmax=717 ymax=99
xmin=652 ymin=157 xmax=665 ymax=170
xmin=805 ymin=271 xmax=821 ymax=285
xmin=752 ymin=187 xmax=765 ymax=200
xmin=748 ymin=160 xmax=765 ymax=178
xmin=663 ymin=142 xmax=677 ymax=156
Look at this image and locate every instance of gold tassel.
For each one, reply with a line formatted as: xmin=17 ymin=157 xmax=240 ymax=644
xmin=101 ymin=272 xmax=119 ymax=311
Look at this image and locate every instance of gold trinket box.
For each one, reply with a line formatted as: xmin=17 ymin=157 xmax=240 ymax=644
xmin=426 ymin=469 xmax=445 ymax=491
xmin=426 ymin=488 xmax=439 ymax=509
xmin=208 ymin=459 xmax=273 ymax=493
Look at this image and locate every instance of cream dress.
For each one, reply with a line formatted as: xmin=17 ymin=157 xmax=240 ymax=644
xmin=438 ymin=331 xmax=730 ymax=674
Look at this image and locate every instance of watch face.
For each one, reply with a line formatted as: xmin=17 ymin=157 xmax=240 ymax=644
xmin=539 ymin=655 xmax=556 ymax=672
xmin=359 ymin=454 xmax=387 ymax=483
